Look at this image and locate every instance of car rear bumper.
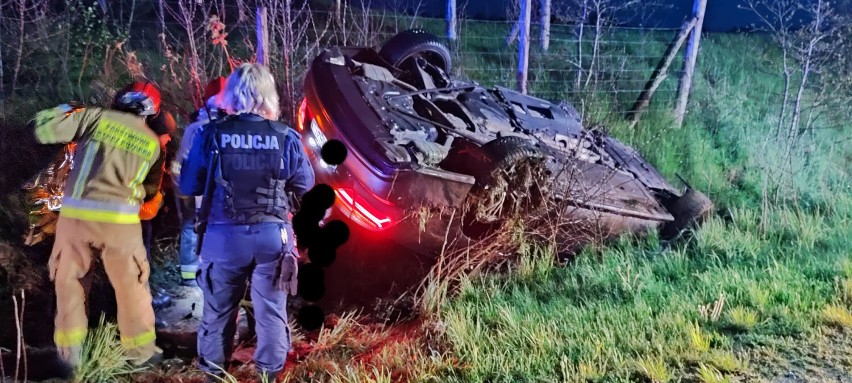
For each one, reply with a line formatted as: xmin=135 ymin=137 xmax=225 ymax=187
xmin=302 ymin=50 xmax=476 ymax=239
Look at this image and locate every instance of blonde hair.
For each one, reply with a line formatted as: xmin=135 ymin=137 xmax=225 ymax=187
xmin=222 ymin=63 xmax=280 ymax=120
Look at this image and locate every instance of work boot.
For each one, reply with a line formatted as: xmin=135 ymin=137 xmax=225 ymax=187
xmin=134 ymin=349 xmax=165 ymax=368
xmin=151 ymin=288 xmax=173 ymax=310
xmin=51 ymin=354 xmax=75 ymax=380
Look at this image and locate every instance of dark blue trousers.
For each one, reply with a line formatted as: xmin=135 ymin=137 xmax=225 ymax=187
xmin=195 ymin=222 xmax=293 ymax=376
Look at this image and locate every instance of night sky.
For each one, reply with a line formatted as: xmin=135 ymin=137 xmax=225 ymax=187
xmin=357 ymin=0 xmax=823 ymax=32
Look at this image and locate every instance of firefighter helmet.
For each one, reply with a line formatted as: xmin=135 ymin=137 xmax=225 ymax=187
xmin=113 ymin=80 xmax=162 ymax=116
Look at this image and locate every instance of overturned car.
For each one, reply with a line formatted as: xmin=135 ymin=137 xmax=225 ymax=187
xmin=298 ymin=29 xmax=714 ymax=253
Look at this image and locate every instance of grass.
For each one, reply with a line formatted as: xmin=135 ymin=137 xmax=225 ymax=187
xmin=821 ymin=305 xmax=852 ymax=329
xmin=695 ymin=363 xmax=733 ymax=383
xmin=73 ymin=315 xmax=143 ymax=383
xmin=425 ymin=20 xmax=850 ymax=383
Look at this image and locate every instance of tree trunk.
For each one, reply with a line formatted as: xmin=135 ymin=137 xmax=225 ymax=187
xmin=540 ymin=0 xmax=551 ymax=51
xmin=673 ymin=0 xmax=707 ymax=127
xmin=128 ymin=0 xmax=137 ymax=37
xmin=282 ymin=0 xmax=293 ymax=117
xmin=783 ymin=14 xmax=820 ymax=180
xmin=789 ymin=2 xmax=822 ymax=144
xmin=158 ymin=0 xmax=165 ymax=35
xmin=256 ymin=6 xmax=269 ymax=66
xmin=776 ymin=48 xmax=791 ymax=140
xmin=517 ymin=0 xmax=531 ymax=94
xmin=576 ymin=1 xmax=587 ymax=89
xmin=447 ymin=0 xmax=457 ymax=41
xmin=627 ymin=18 xmax=697 ymax=126
xmin=11 ymin=0 xmax=25 ymax=94
xmin=584 ymin=8 xmax=602 ymax=89
xmin=0 ymin=1 xmax=6 ymax=109
xmin=179 ymin=0 xmax=202 ymax=107
xmin=333 ymin=0 xmax=342 ymax=30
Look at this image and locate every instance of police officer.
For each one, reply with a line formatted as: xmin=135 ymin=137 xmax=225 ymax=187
xmin=179 ymin=63 xmax=315 ymax=382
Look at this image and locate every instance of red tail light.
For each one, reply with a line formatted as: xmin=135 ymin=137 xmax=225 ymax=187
xmin=296 ymin=97 xmax=309 ymax=131
xmin=334 ymin=188 xmax=396 ymax=231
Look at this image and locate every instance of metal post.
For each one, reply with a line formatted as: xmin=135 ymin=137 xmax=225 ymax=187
xmin=517 ymin=0 xmax=532 ymax=94
xmin=447 ymin=0 xmax=457 ymax=41
xmin=540 ymin=0 xmax=551 ymax=51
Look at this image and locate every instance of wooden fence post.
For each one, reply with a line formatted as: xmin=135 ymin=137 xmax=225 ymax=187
xmin=517 ymin=0 xmax=532 ymax=93
xmin=627 ymin=18 xmax=697 ymax=128
xmin=256 ymin=5 xmax=269 ymax=66
xmin=673 ymin=0 xmax=707 ymax=127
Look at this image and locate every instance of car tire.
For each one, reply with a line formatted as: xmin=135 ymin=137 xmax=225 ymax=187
xmin=461 ymin=137 xmax=548 ymax=240
xmin=379 ymin=29 xmax=452 ymax=73
xmin=660 ymin=187 xmax=714 ymax=239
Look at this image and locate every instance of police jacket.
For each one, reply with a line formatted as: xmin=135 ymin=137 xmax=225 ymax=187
xmin=31 ymin=105 xmax=164 ymax=224
xmin=178 ymin=113 xmax=315 ymax=225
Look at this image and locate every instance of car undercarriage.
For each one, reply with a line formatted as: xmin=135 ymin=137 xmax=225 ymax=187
xmin=300 ymin=30 xmax=713 ymax=245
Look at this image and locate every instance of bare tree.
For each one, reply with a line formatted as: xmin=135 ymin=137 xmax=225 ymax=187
xmin=743 ymin=0 xmax=797 ymax=137
xmin=157 ymin=0 xmax=165 ymax=34
xmin=743 ymin=0 xmax=849 ymax=206
xmin=554 ymin=0 xmax=648 ymax=90
xmin=256 ymin=5 xmax=269 ymax=65
xmin=0 ymin=0 xmax=6 ymax=108
xmin=745 ymin=0 xmax=846 ymax=146
xmin=269 ymin=0 xmax=320 ymax=119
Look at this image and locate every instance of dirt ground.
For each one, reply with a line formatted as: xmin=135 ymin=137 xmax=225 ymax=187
xmin=752 ymin=329 xmax=852 ymax=383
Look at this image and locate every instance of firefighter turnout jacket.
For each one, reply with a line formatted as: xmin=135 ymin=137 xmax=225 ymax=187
xmin=33 ymin=104 xmax=164 ymax=224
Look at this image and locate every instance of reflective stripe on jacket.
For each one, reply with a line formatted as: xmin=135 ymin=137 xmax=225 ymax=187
xmin=33 ymin=105 xmax=163 ymax=224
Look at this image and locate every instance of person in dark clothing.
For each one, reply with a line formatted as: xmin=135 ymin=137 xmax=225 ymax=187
xmin=179 ymin=63 xmax=314 ymax=383
xmin=172 ymin=76 xmax=228 ymax=288
xmin=139 ymin=102 xmax=178 ymax=310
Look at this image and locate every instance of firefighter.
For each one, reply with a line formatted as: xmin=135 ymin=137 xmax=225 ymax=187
xmin=179 ymin=63 xmax=314 ymax=382
xmin=171 ymin=76 xmax=228 ymax=288
xmin=32 ymin=80 xmax=167 ymax=372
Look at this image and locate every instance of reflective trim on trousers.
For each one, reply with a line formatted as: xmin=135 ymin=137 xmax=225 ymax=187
xmin=55 ymin=328 xmax=88 ymax=347
xmin=181 ymin=264 xmax=199 ymax=280
xmin=121 ymin=329 xmax=156 ymax=349
xmin=61 ymin=197 xmax=141 ymax=224
xmin=60 ymin=206 xmax=141 ymax=224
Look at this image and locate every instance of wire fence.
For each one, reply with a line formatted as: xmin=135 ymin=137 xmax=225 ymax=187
xmin=0 ymin=5 xmax=689 ymax=124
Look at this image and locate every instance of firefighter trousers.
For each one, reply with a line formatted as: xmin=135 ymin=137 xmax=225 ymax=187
xmin=48 ymin=216 xmax=159 ymax=367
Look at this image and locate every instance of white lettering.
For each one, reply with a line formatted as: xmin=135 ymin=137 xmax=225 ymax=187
xmin=221 ymin=134 xmax=281 ymax=150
